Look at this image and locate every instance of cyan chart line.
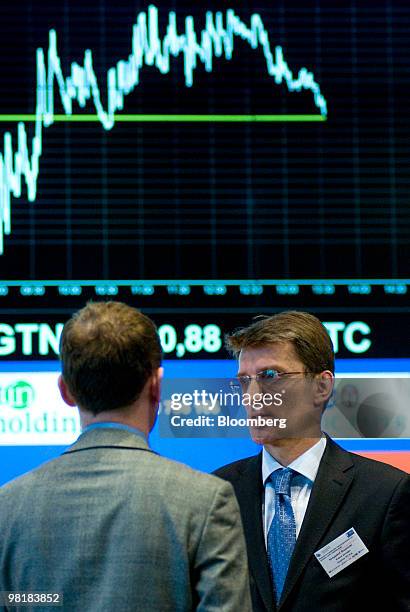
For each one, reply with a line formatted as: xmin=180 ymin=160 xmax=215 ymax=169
xmin=0 ymin=5 xmax=328 ymax=254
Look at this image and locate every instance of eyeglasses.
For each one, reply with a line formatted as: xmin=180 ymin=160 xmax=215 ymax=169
xmin=230 ymin=369 xmax=311 ymax=392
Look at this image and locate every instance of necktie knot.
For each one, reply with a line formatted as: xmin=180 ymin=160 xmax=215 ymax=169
xmin=270 ymin=467 xmax=293 ymax=496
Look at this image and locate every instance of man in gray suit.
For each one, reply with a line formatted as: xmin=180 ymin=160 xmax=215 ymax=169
xmin=0 ymin=301 xmax=251 ymax=612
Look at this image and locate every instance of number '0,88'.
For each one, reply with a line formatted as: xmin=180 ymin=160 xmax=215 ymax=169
xmin=158 ymin=324 xmax=222 ymax=354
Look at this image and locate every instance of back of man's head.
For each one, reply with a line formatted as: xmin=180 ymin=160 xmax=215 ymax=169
xmin=60 ymin=301 xmax=162 ymax=415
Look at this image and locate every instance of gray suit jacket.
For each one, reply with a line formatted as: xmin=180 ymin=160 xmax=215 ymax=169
xmin=0 ymin=428 xmax=251 ymax=612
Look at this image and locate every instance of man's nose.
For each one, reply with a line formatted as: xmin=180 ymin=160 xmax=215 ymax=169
xmin=247 ymin=378 xmax=261 ymax=395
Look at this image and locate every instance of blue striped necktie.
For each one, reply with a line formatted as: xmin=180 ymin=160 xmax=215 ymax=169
xmin=267 ymin=467 xmax=297 ymax=605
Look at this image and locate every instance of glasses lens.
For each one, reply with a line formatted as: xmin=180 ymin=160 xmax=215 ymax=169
xmin=229 ymin=380 xmax=242 ymax=393
xmin=237 ymin=377 xmax=251 ymax=392
xmin=257 ymin=369 xmax=279 ymax=388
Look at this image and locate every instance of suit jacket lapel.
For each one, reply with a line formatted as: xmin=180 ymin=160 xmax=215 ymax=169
xmin=278 ymin=437 xmax=355 ymax=609
xmin=235 ymin=454 xmax=275 ymax=612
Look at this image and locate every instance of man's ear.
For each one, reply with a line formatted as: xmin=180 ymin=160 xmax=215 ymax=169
xmin=314 ymin=371 xmax=334 ymax=407
xmin=58 ymin=375 xmax=77 ymax=407
xmin=150 ymin=367 xmax=163 ymax=405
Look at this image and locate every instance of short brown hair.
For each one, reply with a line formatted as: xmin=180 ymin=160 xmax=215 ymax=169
xmin=60 ymin=301 xmax=162 ymax=415
xmin=226 ymin=311 xmax=334 ymax=374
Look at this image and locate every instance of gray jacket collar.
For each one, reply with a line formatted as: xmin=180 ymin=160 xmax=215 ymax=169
xmin=63 ymin=427 xmax=155 ymax=455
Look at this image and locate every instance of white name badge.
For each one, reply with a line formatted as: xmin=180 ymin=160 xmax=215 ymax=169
xmin=314 ymin=528 xmax=369 ymax=578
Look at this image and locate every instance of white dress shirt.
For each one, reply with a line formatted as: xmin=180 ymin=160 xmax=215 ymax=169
xmin=262 ymin=437 xmax=327 ymax=546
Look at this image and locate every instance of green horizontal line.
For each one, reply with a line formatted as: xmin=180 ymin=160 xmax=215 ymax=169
xmin=0 ymin=114 xmax=326 ymax=123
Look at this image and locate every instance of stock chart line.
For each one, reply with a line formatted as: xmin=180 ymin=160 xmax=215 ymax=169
xmin=0 ymin=114 xmax=326 ymax=122
xmin=0 ymin=5 xmax=328 ymax=254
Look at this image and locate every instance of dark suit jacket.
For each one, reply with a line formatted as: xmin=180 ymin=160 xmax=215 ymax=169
xmin=214 ymin=436 xmax=410 ymax=611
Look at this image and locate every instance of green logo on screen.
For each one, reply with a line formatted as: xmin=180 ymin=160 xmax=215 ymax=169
xmin=3 ymin=381 xmax=35 ymax=410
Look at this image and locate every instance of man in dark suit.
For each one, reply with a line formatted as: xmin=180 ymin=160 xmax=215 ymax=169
xmin=0 ymin=301 xmax=251 ymax=612
xmin=215 ymin=310 xmax=410 ymax=611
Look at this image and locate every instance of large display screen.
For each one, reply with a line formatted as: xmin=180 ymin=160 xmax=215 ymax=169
xmin=0 ymin=0 xmax=408 ymax=360
xmin=0 ymin=1 xmax=408 ymax=480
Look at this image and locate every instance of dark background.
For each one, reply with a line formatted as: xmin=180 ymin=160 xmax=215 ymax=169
xmin=0 ymin=1 xmax=408 ymax=360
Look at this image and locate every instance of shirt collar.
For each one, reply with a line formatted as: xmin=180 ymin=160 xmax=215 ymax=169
xmin=262 ymin=436 xmax=327 ymax=485
xmin=82 ymin=422 xmax=147 ymax=441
